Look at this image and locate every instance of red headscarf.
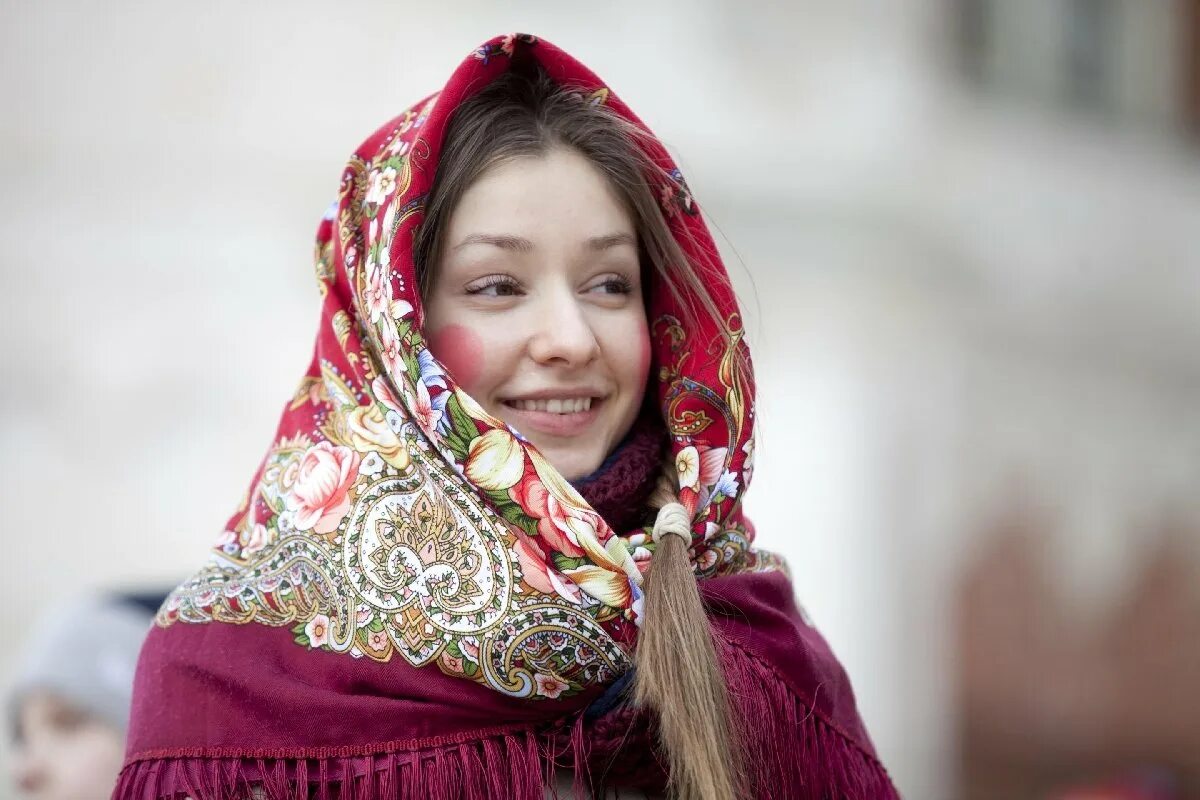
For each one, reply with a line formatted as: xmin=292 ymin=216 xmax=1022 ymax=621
xmin=116 ymin=34 xmax=897 ymax=799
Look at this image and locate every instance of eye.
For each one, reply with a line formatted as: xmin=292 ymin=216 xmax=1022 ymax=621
xmin=466 ymin=274 xmax=523 ymax=297
xmin=586 ymin=275 xmax=635 ymax=295
xmin=47 ymin=705 xmax=89 ymax=733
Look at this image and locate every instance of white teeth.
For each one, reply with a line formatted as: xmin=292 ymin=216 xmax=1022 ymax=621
xmin=510 ymin=397 xmax=593 ymax=413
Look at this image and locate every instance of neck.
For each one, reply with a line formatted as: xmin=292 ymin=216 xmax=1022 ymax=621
xmin=571 ymin=412 xmax=665 ymax=532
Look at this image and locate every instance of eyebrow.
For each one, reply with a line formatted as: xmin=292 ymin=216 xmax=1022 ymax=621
xmin=585 ymin=232 xmax=637 ymax=251
xmin=452 ymin=233 xmax=534 ymax=253
xmin=450 ymin=232 xmax=636 ymax=253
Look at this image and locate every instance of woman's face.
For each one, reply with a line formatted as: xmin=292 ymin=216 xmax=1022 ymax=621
xmin=10 ymin=691 xmax=125 ymax=800
xmin=425 ymin=147 xmax=651 ymax=481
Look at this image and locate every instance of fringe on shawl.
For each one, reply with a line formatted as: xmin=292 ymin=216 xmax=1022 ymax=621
xmin=112 ymin=727 xmax=555 ymax=800
xmin=112 ymin=722 xmax=637 ymax=800
xmin=113 ymin=650 xmax=899 ymax=800
xmin=721 ymin=638 xmax=902 ymax=800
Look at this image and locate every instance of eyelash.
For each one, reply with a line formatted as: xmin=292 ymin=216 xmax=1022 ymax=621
xmin=465 ymin=275 xmax=522 ymax=297
xmin=593 ymin=276 xmax=634 ymax=295
xmin=464 ymin=274 xmax=635 ymax=297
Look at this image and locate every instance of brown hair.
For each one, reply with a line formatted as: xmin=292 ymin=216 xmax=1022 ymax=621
xmin=415 ymin=68 xmax=741 ymax=798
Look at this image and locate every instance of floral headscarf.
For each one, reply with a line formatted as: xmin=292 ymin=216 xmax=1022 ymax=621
xmin=116 ymin=34 xmax=897 ymax=800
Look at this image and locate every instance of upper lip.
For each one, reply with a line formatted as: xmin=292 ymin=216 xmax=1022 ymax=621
xmin=501 ymin=387 xmax=607 ymax=402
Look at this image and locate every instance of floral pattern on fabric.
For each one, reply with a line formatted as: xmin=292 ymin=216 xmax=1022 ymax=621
xmin=159 ymin=33 xmax=784 ymax=699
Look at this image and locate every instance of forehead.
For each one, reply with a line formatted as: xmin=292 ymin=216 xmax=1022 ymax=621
xmin=444 ymin=148 xmax=635 ymax=244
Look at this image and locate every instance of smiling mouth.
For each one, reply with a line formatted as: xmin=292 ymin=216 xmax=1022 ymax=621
xmin=503 ymin=397 xmax=596 ymax=414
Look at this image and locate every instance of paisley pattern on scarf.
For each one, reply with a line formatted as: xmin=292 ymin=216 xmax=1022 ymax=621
xmin=157 ymin=33 xmax=784 ymax=700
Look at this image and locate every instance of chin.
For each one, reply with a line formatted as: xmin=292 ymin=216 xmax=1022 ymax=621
xmin=537 ymin=445 xmax=604 ymax=483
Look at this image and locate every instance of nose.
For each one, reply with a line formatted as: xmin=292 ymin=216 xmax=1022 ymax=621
xmin=12 ymin=749 xmax=47 ymax=795
xmin=527 ymin=289 xmax=600 ymax=368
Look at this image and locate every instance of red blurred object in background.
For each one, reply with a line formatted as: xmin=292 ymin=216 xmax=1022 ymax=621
xmin=1052 ymin=768 xmax=1180 ymax=800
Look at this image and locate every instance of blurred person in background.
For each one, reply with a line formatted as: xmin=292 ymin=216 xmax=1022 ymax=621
xmin=8 ymin=593 xmax=161 ymax=800
xmin=113 ymin=33 xmax=897 ymax=800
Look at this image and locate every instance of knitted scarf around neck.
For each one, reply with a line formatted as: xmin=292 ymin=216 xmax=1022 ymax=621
xmin=116 ymin=33 xmax=898 ymax=800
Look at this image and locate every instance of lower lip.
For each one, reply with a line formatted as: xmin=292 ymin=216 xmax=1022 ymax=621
xmin=502 ymin=399 xmax=604 ymax=438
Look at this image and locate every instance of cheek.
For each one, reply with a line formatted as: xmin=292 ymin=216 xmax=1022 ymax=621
xmin=605 ymin=315 xmax=653 ymax=401
xmin=65 ymin=727 xmax=125 ymax=786
xmin=636 ymin=332 xmax=652 ymax=384
xmin=427 ymin=324 xmax=485 ymax=390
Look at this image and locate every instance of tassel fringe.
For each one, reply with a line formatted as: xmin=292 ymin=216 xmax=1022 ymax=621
xmin=113 ymin=728 xmax=550 ymax=800
xmin=721 ymin=638 xmax=901 ymax=799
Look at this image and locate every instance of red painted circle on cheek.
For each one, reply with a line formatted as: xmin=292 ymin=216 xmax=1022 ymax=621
xmin=637 ymin=332 xmax=653 ymax=384
xmin=427 ymin=324 xmax=484 ymax=390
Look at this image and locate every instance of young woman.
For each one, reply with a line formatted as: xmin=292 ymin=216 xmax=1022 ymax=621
xmin=117 ymin=34 xmax=897 ymax=799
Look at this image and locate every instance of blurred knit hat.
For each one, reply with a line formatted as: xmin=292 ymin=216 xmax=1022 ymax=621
xmin=8 ymin=592 xmax=161 ymax=736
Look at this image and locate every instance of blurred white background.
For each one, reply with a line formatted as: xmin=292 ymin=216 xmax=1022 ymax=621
xmin=3 ymin=2 xmax=1199 ymax=797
